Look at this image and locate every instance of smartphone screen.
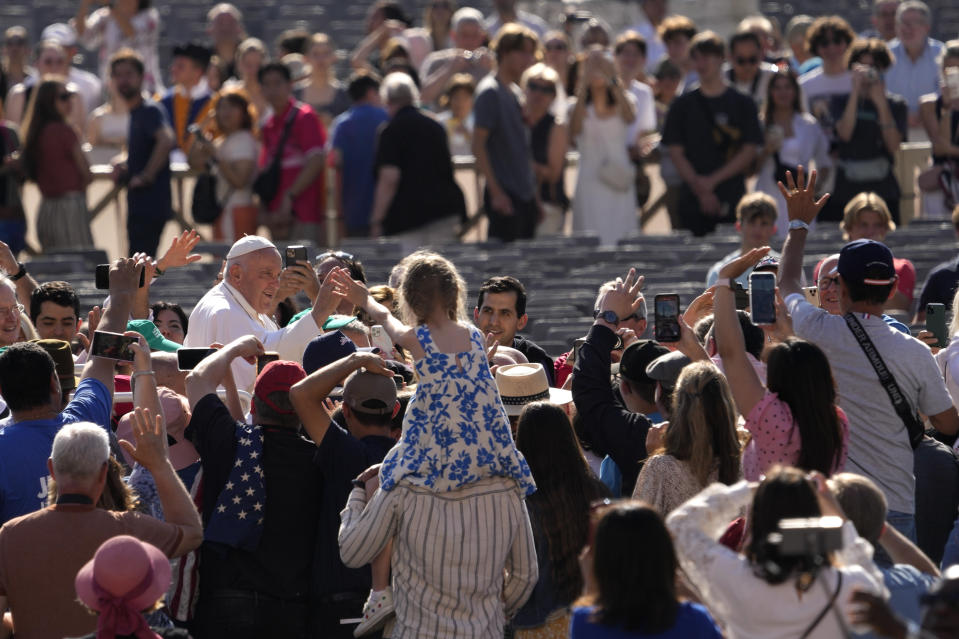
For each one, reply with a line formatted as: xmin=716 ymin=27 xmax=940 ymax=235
xmin=750 ymin=272 xmax=777 ymax=325
xmin=284 ymin=245 xmax=308 ymax=269
xmin=370 ymin=325 xmax=393 ymax=356
xmin=95 ymin=264 xmax=145 ymax=289
xmin=654 ymin=294 xmax=681 ymax=342
xmin=926 ymin=303 xmax=948 ymax=348
xmin=90 ymin=330 xmax=137 ymax=361
xmin=256 ymin=352 xmax=280 ymax=374
xmin=176 ymin=347 xmax=216 ymax=371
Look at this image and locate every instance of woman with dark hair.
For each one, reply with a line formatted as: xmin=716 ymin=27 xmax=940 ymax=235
xmin=755 ymin=69 xmax=831 ymax=236
xmin=573 ymin=501 xmax=721 ymax=638
xmin=513 ymin=402 xmax=608 ymax=637
xmin=151 ymin=301 xmax=189 ymax=344
xmin=713 ymin=247 xmax=847 ymax=480
xmin=632 ymin=361 xmax=741 ymax=514
xmin=301 ymin=33 xmax=351 ymax=128
xmin=20 ymin=77 xmax=94 ymax=251
xmin=666 ymin=467 xmax=886 ymax=638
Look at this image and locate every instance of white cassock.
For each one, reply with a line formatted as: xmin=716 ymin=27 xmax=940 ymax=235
xmin=184 ymin=282 xmax=321 ymax=392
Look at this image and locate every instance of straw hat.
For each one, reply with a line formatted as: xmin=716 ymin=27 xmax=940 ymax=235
xmin=495 ymin=363 xmax=572 ymax=417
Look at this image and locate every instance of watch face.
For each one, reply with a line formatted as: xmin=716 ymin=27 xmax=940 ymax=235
xmin=600 ymin=310 xmax=618 ymax=324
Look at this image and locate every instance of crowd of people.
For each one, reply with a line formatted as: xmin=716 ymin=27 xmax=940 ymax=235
xmin=0 ymin=0 xmax=958 ymax=638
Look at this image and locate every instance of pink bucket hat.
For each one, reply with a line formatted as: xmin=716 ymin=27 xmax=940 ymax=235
xmin=75 ymin=535 xmax=171 ymax=638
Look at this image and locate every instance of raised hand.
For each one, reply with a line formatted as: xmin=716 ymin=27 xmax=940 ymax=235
xmin=329 ymin=267 xmax=369 ymax=309
xmin=718 ymin=246 xmax=771 ymax=280
xmin=777 ymin=166 xmax=830 ymax=224
xmin=157 ymin=229 xmax=202 ymax=271
xmin=118 ymin=407 xmax=169 ymax=472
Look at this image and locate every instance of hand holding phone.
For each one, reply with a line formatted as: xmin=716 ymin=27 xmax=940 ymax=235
xmin=96 ymin=264 xmax=145 ymax=290
xmin=654 ymin=294 xmax=681 ymax=343
xmin=370 ymin=325 xmax=393 ymax=356
xmin=925 ymin=303 xmax=948 ymax=349
xmin=284 ymin=245 xmax=308 ymax=269
xmin=256 ymin=352 xmax=280 ymax=374
xmin=90 ymin=330 xmax=138 ymax=361
xmin=749 ymin=272 xmax=777 ymax=325
xmin=177 ymin=347 xmax=216 ymax=371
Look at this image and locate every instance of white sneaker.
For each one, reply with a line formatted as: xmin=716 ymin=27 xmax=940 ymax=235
xmin=354 ymin=587 xmax=395 ymax=637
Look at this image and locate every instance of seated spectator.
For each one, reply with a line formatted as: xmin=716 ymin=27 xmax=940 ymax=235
xmin=725 ymin=31 xmax=778 ymax=106
xmin=784 ymin=14 xmax=820 ymax=74
xmin=420 ymin=8 xmax=492 ymax=107
xmin=831 ymin=472 xmax=940 ymax=630
xmin=0 ymin=411 xmax=202 ymax=638
xmin=658 ymin=15 xmax=699 ymax=93
xmin=74 ymin=0 xmax=163 ymax=93
xmin=514 ymin=401 xmax=609 ymax=637
xmin=0 ymin=124 xmax=25 ymax=256
xmin=632 ymin=361 xmax=741 ymax=514
xmin=160 ymin=43 xmax=213 ymax=153
xmin=474 ymin=276 xmax=554 ymax=384
xmin=0 ymin=259 xmax=140 ymax=524
xmin=29 ymin=281 xmax=81 ymax=344
xmin=706 ymin=192 xmax=779 ymax=288
xmin=73 ymin=536 xmax=184 ymax=639
xmin=185 ymin=336 xmax=318 ymax=636
xmin=823 ymin=38 xmax=908 ymax=224
xmin=917 ymin=40 xmax=959 ymax=220
xmin=206 ymin=3 xmax=245 ymax=81
xmin=666 ymin=467 xmax=886 ymax=637
xmin=21 ymin=78 xmax=94 ymax=252
xmin=484 ymin=0 xmax=547 ymax=39
xmin=885 ymin=1 xmax=944 ymax=128
xmin=779 ymin=168 xmax=959 ymax=539
xmin=301 ymin=33 xmax=351 ymax=128
xmin=257 ymin=61 xmax=327 ymax=242
xmin=572 ymin=269 xmax=654 ymax=495
xmin=663 ymin=31 xmax=763 ymax=236
xmin=330 ymin=71 xmax=389 ymax=239
xmin=436 ymin=73 xmax=475 ymax=157
xmin=522 ymin=63 xmax=567 ymax=236
xmin=369 ymin=72 xmax=465 ymax=245
xmin=572 ymin=501 xmax=722 ymax=638
xmin=709 ymin=246 xmax=848 ymax=480
xmin=290 ymin=350 xmax=399 ymax=637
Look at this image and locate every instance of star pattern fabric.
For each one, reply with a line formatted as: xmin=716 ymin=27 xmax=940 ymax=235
xmin=203 ymin=423 xmax=266 ymax=551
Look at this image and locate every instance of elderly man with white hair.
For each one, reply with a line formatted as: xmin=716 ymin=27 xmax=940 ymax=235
xmin=183 ymin=235 xmax=339 ymax=391
xmin=419 ymin=7 xmax=493 ymax=106
xmin=0 ymin=416 xmax=203 ymax=639
xmin=884 ymin=1 xmax=945 ymax=126
xmin=368 ymin=73 xmax=466 ymax=248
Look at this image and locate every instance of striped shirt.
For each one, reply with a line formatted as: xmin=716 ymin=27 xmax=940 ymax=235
xmin=339 ymin=477 xmax=538 ymax=638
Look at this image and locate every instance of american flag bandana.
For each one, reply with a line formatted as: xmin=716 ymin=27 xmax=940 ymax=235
xmin=203 ymin=423 xmax=266 ymax=551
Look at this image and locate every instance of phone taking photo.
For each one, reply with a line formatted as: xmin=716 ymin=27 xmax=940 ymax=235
xmin=95 ymin=264 xmax=145 ymax=290
xmin=370 ymin=325 xmax=393 ymax=356
xmin=284 ymin=245 xmax=308 ymax=269
xmin=749 ymin=272 xmax=776 ymax=325
xmin=654 ymin=294 xmax=681 ymax=343
xmin=176 ymin=347 xmax=216 ymax=371
xmin=256 ymin=352 xmax=280 ymax=374
xmin=90 ymin=330 xmax=137 ymax=362
xmin=926 ymin=303 xmax=948 ymax=349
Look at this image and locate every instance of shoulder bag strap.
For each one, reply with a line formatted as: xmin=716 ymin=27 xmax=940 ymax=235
xmin=843 ymin=312 xmax=925 ymax=448
xmin=270 ymin=103 xmax=300 ymax=168
xmin=799 ymin=571 xmax=843 ymax=639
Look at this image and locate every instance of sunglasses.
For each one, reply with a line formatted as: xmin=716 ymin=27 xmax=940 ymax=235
xmin=316 ymin=250 xmax=354 ymax=262
xmin=735 ymin=56 xmax=759 ymax=65
xmin=527 ymin=81 xmax=556 ymax=95
xmin=545 ymin=42 xmax=568 ymax=51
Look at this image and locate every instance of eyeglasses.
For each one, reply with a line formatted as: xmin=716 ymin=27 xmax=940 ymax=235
xmin=316 ymin=250 xmax=354 ymax=262
xmin=527 ymin=81 xmax=556 ymax=95
xmin=818 ymin=275 xmax=840 ymax=289
xmin=0 ymin=303 xmax=25 ymax=317
xmin=735 ymin=55 xmax=759 ymax=65
xmin=545 ymin=42 xmax=568 ymax=51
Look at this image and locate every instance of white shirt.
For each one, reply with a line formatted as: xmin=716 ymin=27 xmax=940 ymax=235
xmin=183 ymin=282 xmax=322 ymax=391
xmin=626 ymin=79 xmax=656 ymax=147
xmin=68 ymin=67 xmax=103 ymax=115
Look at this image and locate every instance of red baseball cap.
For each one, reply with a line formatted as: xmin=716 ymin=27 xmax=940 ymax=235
xmin=253 ymin=360 xmax=306 ymax=415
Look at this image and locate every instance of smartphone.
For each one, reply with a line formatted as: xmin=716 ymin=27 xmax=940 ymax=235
xmin=284 ymin=245 xmax=308 ymax=269
xmin=750 ymin=272 xmax=777 ymax=325
xmin=803 ymin=286 xmax=819 ymax=306
xmin=732 ymin=282 xmax=749 ymax=311
xmin=370 ymin=325 xmax=393 ymax=356
xmin=654 ymin=294 xmax=681 ymax=343
xmin=570 ymin=337 xmax=586 ymax=366
xmin=90 ymin=330 xmax=137 ymax=362
xmin=176 ymin=347 xmax=216 ymax=371
xmin=926 ymin=303 xmax=948 ymax=349
xmin=256 ymin=351 xmax=280 ymax=374
xmin=95 ymin=264 xmax=145 ymax=290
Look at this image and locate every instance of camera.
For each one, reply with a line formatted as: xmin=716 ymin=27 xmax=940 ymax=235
xmin=767 ymin=516 xmax=845 ymax=558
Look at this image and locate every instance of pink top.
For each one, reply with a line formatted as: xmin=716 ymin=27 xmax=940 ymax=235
xmin=742 ymin=390 xmax=849 ymax=481
xmin=259 ymin=99 xmax=327 ymax=223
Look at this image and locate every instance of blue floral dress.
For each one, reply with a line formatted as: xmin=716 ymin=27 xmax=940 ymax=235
xmin=378 ymin=323 xmax=536 ymax=496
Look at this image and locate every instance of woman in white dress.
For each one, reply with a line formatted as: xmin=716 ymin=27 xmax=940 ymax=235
xmin=755 ymin=70 xmax=832 ymax=237
xmin=86 ymin=82 xmax=130 ymax=166
xmin=570 ymin=48 xmax=637 ymax=247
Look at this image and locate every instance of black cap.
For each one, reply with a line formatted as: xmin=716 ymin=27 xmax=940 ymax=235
xmin=618 ymin=339 xmax=670 ymax=385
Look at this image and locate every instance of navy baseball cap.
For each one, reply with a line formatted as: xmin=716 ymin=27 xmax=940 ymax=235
xmin=836 ymin=239 xmax=896 ymax=287
xmin=302 ymin=330 xmax=356 ymax=374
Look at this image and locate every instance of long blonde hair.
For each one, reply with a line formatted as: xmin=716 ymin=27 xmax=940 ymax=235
xmin=397 ymin=250 xmax=467 ymax=326
xmin=663 ymin=361 xmax=741 ymax=486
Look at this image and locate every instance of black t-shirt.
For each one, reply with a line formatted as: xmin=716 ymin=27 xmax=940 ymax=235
xmin=662 ymin=86 xmax=764 ymax=191
xmin=187 ymin=394 xmax=322 ymax=601
xmin=312 ymin=420 xmax=395 ymax=597
xmin=513 ymin=335 xmax=555 ymax=387
xmin=918 ymin=256 xmax=959 ymax=311
xmin=829 ymin=92 xmax=908 ymax=161
xmin=914 ymin=437 xmax=959 ymax=565
xmin=374 ymin=105 xmax=466 ymax=235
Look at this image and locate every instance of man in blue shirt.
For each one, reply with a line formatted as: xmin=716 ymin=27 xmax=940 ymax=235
xmin=0 ymin=258 xmax=141 ymax=524
xmin=884 ymin=1 xmax=944 ymax=126
xmin=330 ymin=71 xmax=389 ymax=238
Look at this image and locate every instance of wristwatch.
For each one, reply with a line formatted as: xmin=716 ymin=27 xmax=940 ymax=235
xmin=593 ymin=309 xmax=619 ymax=325
xmin=9 ymin=262 xmax=26 ymax=281
xmin=714 ymin=277 xmax=732 ymax=289
xmin=788 ymin=219 xmax=810 ymax=232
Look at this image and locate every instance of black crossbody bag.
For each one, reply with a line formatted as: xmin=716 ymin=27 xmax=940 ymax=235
xmin=844 ymin=312 xmax=925 ymax=449
xmin=252 ymin=103 xmax=299 ymax=204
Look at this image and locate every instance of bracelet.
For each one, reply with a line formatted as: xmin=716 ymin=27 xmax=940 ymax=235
xmin=9 ymin=262 xmax=26 ymax=281
xmin=351 ymin=478 xmax=367 ymax=489
xmin=131 ymin=371 xmax=156 ymax=382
